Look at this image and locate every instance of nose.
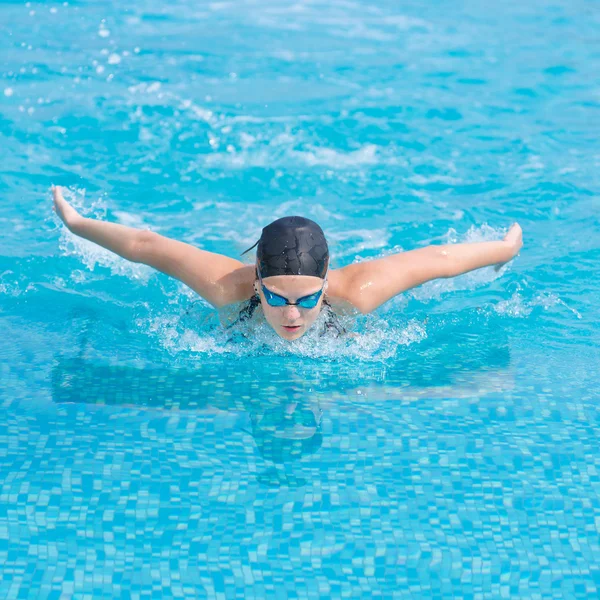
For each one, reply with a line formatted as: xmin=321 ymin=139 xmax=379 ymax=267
xmin=283 ymin=305 xmax=301 ymax=321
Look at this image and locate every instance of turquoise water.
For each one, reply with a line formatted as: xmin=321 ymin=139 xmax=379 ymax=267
xmin=2 ymin=0 xmax=600 ymax=597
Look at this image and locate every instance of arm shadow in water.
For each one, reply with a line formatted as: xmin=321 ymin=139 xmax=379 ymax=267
xmin=51 ymin=310 xmax=513 ymax=486
xmin=51 ymin=353 xmax=324 ymax=488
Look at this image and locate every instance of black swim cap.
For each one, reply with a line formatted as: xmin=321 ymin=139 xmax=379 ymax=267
xmin=244 ymin=216 xmax=329 ymax=279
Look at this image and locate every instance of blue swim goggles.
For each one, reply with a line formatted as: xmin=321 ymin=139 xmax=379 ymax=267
xmin=257 ymin=266 xmax=327 ymax=309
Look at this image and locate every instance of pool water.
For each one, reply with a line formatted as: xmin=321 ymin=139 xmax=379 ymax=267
xmin=2 ymin=0 xmax=600 ymax=597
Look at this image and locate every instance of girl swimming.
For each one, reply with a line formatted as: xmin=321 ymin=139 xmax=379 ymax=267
xmin=52 ymin=186 xmax=523 ymax=340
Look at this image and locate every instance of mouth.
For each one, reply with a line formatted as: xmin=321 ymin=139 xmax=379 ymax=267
xmin=282 ymin=325 xmax=302 ymax=333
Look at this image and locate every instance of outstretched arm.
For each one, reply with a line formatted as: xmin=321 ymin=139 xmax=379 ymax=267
xmin=329 ymin=224 xmax=523 ymax=313
xmin=52 ymin=186 xmax=254 ymax=307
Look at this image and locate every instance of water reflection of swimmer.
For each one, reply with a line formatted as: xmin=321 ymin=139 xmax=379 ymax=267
xmin=51 ymin=325 xmax=511 ymax=448
xmin=52 ymin=186 xmax=523 ymax=343
xmin=52 ymin=309 xmax=513 ymax=488
xmin=249 ymin=388 xmax=323 ymax=465
xmin=51 ymin=358 xmax=323 ymax=478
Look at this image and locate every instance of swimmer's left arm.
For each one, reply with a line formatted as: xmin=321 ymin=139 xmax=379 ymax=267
xmin=329 ymin=223 xmax=523 ymax=313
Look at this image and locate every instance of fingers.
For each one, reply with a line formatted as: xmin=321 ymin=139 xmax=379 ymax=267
xmin=51 ymin=185 xmax=71 ymax=224
xmin=52 ymin=185 xmax=63 ymax=202
xmin=505 ymin=223 xmax=523 ymax=256
xmin=505 ymin=222 xmax=520 ymax=236
xmin=504 ymin=222 xmax=522 ymax=242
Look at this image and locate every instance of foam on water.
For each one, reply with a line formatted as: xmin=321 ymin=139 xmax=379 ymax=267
xmin=56 ymin=188 xmax=154 ymax=283
xmin=137 ymin=302 xmax=428 ymax=362
xmin=0 ymin=270 xmax=29 ymax=298
xmin=495 ymin=286 xmax=582 ymax=320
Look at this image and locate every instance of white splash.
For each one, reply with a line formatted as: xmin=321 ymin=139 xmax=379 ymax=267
xmin=294 ymin=144 xmax=380 ymax=168
xmin=138 ymin=300 xmax=427 ymax=363
xmin=55 ymin=188 xmax=154 ymax=283
xmin=495 ymin=291 xmax=582 ymax=320
xmin=0 ymin=271 xmax=23 ymax=297
xmin=411 ymin=223 xmax=509 ymax=302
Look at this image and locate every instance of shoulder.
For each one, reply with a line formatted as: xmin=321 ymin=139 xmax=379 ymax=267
xmin=216 ymin=264 xmax=256 ymax=306
xmin=325 ymin=268 xmax=362 ymax=314
xmin=326 ymin=268 xmax=349 ymax=296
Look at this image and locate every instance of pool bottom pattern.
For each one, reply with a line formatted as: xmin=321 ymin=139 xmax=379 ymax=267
xmin=2 ymin=387 xmax=599 ymax=600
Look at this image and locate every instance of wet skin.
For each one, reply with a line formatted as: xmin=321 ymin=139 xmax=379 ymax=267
xmin=256 ymin=275 xmax=327 ymax=340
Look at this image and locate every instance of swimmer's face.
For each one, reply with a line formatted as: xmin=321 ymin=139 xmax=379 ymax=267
xmin=256 ymin=275 xmax=327 ymax=340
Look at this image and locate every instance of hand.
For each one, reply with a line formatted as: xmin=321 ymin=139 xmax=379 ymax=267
xmin=503 ymin=222 xmax=523 ymax=258
xmin=493 ymin=222 xmax=522 ymax=271
xmin=52 ymin=186 xmax=83 ymax=230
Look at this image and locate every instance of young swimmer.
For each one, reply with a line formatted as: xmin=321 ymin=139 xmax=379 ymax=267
xmin=52 ymin=186 xmax=523 ymax=340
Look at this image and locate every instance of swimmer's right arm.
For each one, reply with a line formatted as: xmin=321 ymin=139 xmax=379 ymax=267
xmin=52 ymin=186 xmax=254 ymax=307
